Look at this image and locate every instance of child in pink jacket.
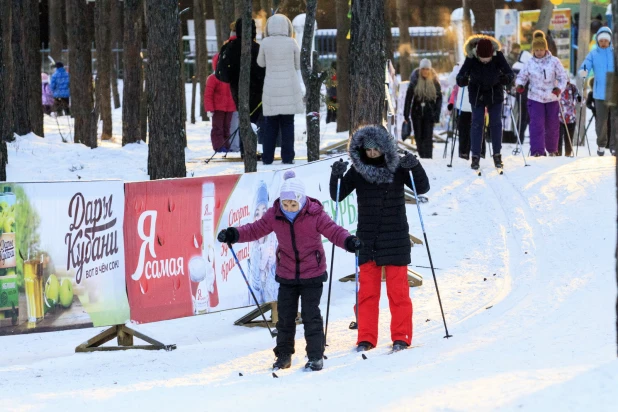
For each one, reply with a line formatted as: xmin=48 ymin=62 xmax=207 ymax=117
xmin=205 ymin=53 xmax=237 ymax=152
xmin=218 ymin=170 xmax=361 ymax=372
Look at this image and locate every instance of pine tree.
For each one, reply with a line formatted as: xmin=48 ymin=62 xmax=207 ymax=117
xmin=239 ymin=0 xmax=257 ymax=173
xmin=122 ymin=0 xmax=143 ymax=146
xmin=0 ymin=0 xmax=11 ymax=180
xmin=145 ymin=0 xmax=186 ymax=179
xmin=194 ymin=0 xmax=208 ymax=121
xmin=396 ymin=0 xmax=412 ymax=81
xmin=96 ymin=0 xmax=113 ymax=140
xmin=335 ymin=0 xmax=350 ymax=133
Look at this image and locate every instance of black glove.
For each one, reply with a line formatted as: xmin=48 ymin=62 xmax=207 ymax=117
xmin=399 ymin=151 xmax=419 ymax=169
xmin=499 ymin=74 xmax=511 ymax=86
xmin=217 ymin=227 xmax=239 ymax=244
xmin=447 ymin=103 xmax=454 ymax=112
xmin=458 ymin=77 xmax=469 ymax=87
xmin=331 ymin=159 xmax=348 ymax=178
xmin=345 ymin=236 xmax=363 ymax=252
xmin=576 ymin=95 xmax=582 ymax=103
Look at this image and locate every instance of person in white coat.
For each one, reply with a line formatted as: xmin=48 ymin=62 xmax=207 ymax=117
xmin=447 ymin=63 xmax=478 ymax=159
xmin=257 ymin=14 xmax=306 ymax=165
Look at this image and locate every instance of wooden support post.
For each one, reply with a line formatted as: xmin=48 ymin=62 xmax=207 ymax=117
xmin=75 ymin=325 xmax=176 ymax=352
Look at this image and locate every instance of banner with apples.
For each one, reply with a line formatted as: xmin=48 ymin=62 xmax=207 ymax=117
xmin=0 ymin=181 xmax=130 ymax=335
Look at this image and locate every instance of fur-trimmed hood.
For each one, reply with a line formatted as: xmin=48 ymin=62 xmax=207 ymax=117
xmin=464 ymin=35 xmax=502 ymax=59
xmin=348 ymin=125 xmax=400 ymax=185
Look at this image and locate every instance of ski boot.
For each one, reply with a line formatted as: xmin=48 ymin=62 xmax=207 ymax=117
xmin=493 ymin=153 xmax=503 ymax=168
xmin=470 ymin=156 xmax=480 ymax=171
xmin=272 ymin=354 xmax=292 ymax=370
xmin=304 ymin=358 xmax=323 ymax=371
xmin=392 ymin=340 xmax=409 ymax=352
xmin=356 ymin=341 xmax=374 ymax=352
xmin=597 ymin=147 xmax=605 ymax=156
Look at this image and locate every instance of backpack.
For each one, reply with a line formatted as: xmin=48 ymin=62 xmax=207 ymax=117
xmin=215 ymin=44 xmax=232 ymax=84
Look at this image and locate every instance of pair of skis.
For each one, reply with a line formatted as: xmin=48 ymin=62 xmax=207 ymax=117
xmin=473 ymin=166 xmax=503 ymax=176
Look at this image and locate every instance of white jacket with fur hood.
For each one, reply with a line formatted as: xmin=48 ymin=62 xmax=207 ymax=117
xmin=257 ymin=14 xmax=305 ymax=116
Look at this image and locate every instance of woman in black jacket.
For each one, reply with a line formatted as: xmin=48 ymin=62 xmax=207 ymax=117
xmin=456 ymin=35 xmax=514 ymax=171
xmin=330 ymin=125 xmax=430 ymax=353
xmin=403 ymin=59 xmax=443 ymax=159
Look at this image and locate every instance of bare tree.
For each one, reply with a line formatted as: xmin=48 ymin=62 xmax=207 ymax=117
xmin=301 ymin=0 xmax=326 ymax=162
xmin=350 ymin=0 xmax=385 ymax=130
xmin=462 ymin=0 xmax=472 ymax=40
xmin=335 ymin=0 xmax=350 ymax=133
xmin=24 ymin=0 xmax=43 ymax=136
xmin=239 ymin=0 xmax=257 ymax=173
xmin=96 ymin=0 xmax=113 ymax=140
xmin=11 ymin=0 xmax=29 ymax=136
xmin=384 ymin=0 xmax=394 ymax=64
xmin=49 ymin=0 xmax=65 ymax=64
xmin=221 ymin=0 xmax=236 ymax=36
xmin=122 ymin=0 xmax=143 ymax=145
xmin=67 ymin=0 xmax=97 ymax=147
xmin=194 ymin=0 xmax=208 ymax=120
xmin=110 ymin=0 xmax=122 ymax=109
xmin=212 ymin=0 xmax=224 ymax=51
xmin=145 ymin=0 xmax=186 ymax=179
xmin=536 ymin=0 xmax=554 ymax=34
xmin=235 ymin=0 xmax=243 ymax=17
xmin=396 ymin=0 xmax=412 ymax=80
xmin=0 ymin=1 xmax=11 ymax=180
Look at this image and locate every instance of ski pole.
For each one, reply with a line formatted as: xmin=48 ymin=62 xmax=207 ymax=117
xmin=323 ymin=174 xmax=342 ymax=352
xmin=558 ymin=100 xmax=575 ymax=157
xmin=228 ymin=243 xmax=277 ymax=338
xmin=205 ymin=127 xmax=239 ymax=164
xmin=510 ymin=105 xmax=530 ymax=166
xmin=407 ymin=166 xmax=452 ymax=339
xmin=583 ymin=114 xmax=593 ymax=156
xmin=448 ymin=89 xmax=465 ymax=168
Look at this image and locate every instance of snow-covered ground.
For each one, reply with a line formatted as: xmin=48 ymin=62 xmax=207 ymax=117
xmin=1 ymin=85 xmax=616 ymax=411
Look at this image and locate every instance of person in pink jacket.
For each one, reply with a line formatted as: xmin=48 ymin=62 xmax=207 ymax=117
xmin=205 ymin=53 xmax=237 ymax=152
xmin=218 ymin=170 xmax=362 ymax=372
xmin=515 ymin=31 xmax=567 ymax=156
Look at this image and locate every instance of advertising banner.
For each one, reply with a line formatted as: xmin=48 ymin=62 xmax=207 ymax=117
xmin=495 ymin=9 xmax=520 ymax=54
xmin=519 ymin=9 xmax=572 ymax=71
xmin=124 ymin=158 xmax=360 ymax=325
xmin=0 ymin=181 xmax=129 ymax=335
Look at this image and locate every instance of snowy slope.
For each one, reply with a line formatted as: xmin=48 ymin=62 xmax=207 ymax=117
xmin=1 ymin=86 xmax=616 ymax=411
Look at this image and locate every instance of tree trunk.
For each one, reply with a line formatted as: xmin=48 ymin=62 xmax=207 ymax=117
xmin=301 ymin=0 xmax=326 ymax=162
xmin=11 ymin=0 xmax=29 ymax=136
xmin=194 ymin=0 xmax=208 ymax=121
xmin=178 ymin=16 xmax=187 ymax=144
xmin=221 ymin=0 xmax=236 ymax=36
xmin=350 ymin=0 xmax=385 ymax=131
xmin=140 ymin=60 xmax=148 ymax=142
xmin=49 ymin=0 xmax=65 ymax=64
xmin=145 ymin=0 xmax=186 ymax=179
xmin=239 ymin=0 xmax=257 ymax=173
xmin=260 ymin=0 xmax=271 ymax=17
xmin=0 ymin=1 xmax=11 ymax=180
xmin=96 ymin=0 xmax=113 ymax=140
xmin=67 ymin=0 xmax=97 ymax=148
xmin=235 ymin=0 xmax=243 ymax=18
xmin=122 ymin=0 xmax=143 ymax=146
xmin=384 ymin=0 xmax=394 ymax=65
xmin=462 ymin=0 xmax=472 ymax=41
xmin=212 ymin=0 xmax=224 ymax=51
xmin=24 ymin=0 xmax=43 ymax=137
xmin=536 ymin=0 xmax=554 ymax=35
xmin=335 ymin=0 xmax=350 ymax=133
xmin=110 ymin=0 xmax=122 ymax=109
xmin=396 ymin=0 xmax=411 ymax=80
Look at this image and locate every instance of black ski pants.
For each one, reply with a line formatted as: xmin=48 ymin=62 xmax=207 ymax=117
xmin=412 ymin=114 xmax=434 ymax=159
xmin=274 ymin=282 xmax=324 ymax=360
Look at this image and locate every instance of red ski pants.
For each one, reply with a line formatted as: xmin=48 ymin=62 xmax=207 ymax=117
xmin=356 ymin=262 xmax=413 ymax=347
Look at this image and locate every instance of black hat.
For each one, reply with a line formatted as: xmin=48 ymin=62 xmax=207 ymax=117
xmin=55 ymin=61 xmax=64 ymax=69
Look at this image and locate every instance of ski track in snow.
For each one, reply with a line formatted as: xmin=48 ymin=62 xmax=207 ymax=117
xmin=1 ymin=86 xmax=616 ymax=411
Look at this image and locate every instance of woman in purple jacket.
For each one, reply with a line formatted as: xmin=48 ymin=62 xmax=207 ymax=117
xmin=218 ymin=170 xmax=362 ymax=371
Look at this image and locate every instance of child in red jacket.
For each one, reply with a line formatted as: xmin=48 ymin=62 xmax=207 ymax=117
xmin=218 ymin=170 xmax=362 ymax=371
xmin=205 ymin=53 xmax=237 ymax=152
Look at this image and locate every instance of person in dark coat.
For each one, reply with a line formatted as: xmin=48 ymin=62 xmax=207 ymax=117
xmin=218 ymin=171 xmax=361 ymax=371
xmin=219 ymin=18 xmax=266 ymax=126
xmin=456 ymin=35 xmax=514 ymax=170
xmin=330 ymin=125 xmax=430 ymax=353
xmin=403 ymin=59 xmax=442 ymax=159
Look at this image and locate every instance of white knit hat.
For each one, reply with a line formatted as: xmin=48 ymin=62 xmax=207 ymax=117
xmin=419 ymin=58 xmax=432 ymax=69
xmin=597 ymin=31 xmax=612 ymax=43
xmin=280 ymin=170 xmax=306 ymax=206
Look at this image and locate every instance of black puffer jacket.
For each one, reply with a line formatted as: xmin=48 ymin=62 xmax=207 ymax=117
xmin=456 ymin=35 xmax=514 ymax=108
xmin=330 ymin=126 xmax=430 ymax=267
xmin=221 ymin=18 xmax=266 ymax=114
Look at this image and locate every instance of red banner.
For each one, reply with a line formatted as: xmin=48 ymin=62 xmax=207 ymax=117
xmin=124 ymin=175 xmax=240 ymax=324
